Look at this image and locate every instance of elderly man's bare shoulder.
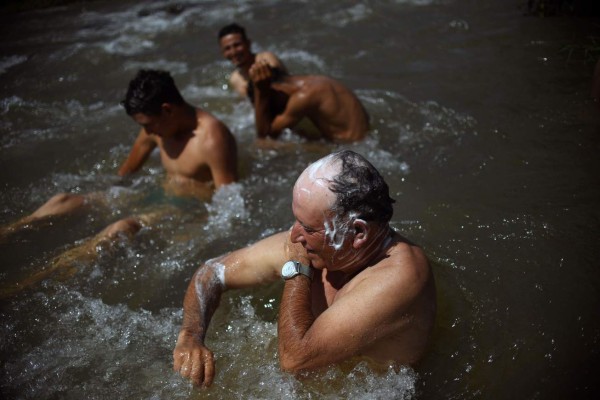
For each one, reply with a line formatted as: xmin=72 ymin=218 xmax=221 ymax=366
xmin=348 ymin=237 xmax=431 ymax=297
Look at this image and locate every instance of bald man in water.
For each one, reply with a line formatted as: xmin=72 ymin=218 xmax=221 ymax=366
xmin=2 ymin=69 xmax=237 ymax=242
xmin=173 ymin=150 xmax=436 ymax=387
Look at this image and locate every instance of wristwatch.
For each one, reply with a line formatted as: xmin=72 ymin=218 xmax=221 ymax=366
xmin=281 ymin=260 xmax=314 ymax=280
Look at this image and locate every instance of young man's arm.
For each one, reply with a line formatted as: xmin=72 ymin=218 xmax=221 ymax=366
xmin=250 ymin=62 xmax=306 ymax=139
xmin=256 ymin=51 xmax=288 ymax=75
xmin=173 ymin=231 xmax=290 ymax=387
xmin=118 ymin=129 xmax=157 ymax=176
xmin=202 ymin=120 xmax=238 ymax=188
xmin=229 ymin=52 xmax=287 ymax=99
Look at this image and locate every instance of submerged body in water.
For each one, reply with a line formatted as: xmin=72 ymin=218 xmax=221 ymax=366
xmin=0 ymin=69 xmax=237 ymax=297
xmin=174 ymin=151 xmax=436 ymax=387
xmin=0 ymin=0 xmax=598 ymax=399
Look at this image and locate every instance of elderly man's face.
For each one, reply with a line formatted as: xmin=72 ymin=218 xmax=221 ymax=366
xmin=290 ymin=165 xmax=355 ymax=270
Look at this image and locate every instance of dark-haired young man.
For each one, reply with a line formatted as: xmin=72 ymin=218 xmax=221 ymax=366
xmin=173 ymin=150 xmax=436 ymax=387
xmin=119 ymin=69 xmax=237 ymax=197
xmin=218 ymin=23 xmax=288 ymax=99
xmin=2 ymin=69 xmax=237 ymax=245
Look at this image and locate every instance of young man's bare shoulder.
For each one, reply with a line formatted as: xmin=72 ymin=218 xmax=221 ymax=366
xmin=196 ymin=110 xmax=231 ymax=136
xmin=186 ymin=111 xmax=233 ymax=157
xmin=297 ymin=75 xmax=342 ymax=100
xmin=229 ymin=70 xmax=247 ymax=92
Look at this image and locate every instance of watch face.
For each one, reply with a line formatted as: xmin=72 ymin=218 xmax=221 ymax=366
xmin=282 ymin=261 xmax=297 ymax=278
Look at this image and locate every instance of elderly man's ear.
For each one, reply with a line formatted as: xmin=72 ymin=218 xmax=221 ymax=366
xmin=352 ymin=219 xmax=368 ymax=249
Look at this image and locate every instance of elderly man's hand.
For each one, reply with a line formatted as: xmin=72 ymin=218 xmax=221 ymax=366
xmin=173 ymin=330 xmax=215 ymax=387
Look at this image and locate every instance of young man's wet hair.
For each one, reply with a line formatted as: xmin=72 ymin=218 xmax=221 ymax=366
xmin=121 ymin=69 xmax=184 ymax=116
xmin=217 ymin=23 xmax=248 ymax=41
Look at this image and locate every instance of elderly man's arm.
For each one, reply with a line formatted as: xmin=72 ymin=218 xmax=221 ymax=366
xmin=277 ymin=246 xmax=432 ymax=372
xmin=173 ymin=232 xmax=288 ymax=387
xmin=173 ymin=261 xmax=223 ymax=388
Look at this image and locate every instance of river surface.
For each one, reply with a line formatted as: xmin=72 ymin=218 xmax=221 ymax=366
xmin=0 ymin=0 xmax=599 ymax=399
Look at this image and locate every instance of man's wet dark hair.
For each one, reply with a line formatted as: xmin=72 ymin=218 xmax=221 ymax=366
xmin=328 ymin=150 xmax=395 ymax=223
xmin=121 ymin=69 xmax=184 ymax=116
xmin=218 ymin=23 xmax=248 ymax=41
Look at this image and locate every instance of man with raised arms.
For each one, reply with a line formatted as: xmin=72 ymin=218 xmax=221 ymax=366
xmin=1 ymin=70 xmax=237 ymax=272
xmin=173 ymin=150 xmax=436 ymax=387
xmin=248 ymin=62 xmax=370 ymax=143
xmin=218 ymin=23 xmax=288 ymax=100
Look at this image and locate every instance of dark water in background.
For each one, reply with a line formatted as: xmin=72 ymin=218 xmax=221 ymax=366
xmin=1 ymin=0 xmax=599 ymax=398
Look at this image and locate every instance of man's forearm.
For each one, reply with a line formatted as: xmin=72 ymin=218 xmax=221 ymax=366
xmin=173 ymin=261 xmax=225 ymax=387
xmin=180 ymin=263 xmax=225 ymax=341
xmin=277 ymin=276 xmax=314 ymax=371
xmin=253 ymin=89 xmax=279 ymax=139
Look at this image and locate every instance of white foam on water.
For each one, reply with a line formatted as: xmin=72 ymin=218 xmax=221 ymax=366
xmin=0 ymin=95 xmax=123 ymax=149
xmin=101 ymin=37 xmax=155 ymax=56
xmin=205 ymin=183 xmax=248 ymax=234
xmin=277 ymin=49 xmax=328 ymax=70
xmin=225 ymin=100 xmax=255 ymax=137
xmin=0 ymin=288 xmax=182 ymax=399
xmin=323 ymin=4 xmax=373 ymax=27
xmin=0 ymin=55 xmax=27 ymax=74
xmin=182 ymin=83 xmax=238 ymax=102
xmin=355 ymin=89 xmax=477 ymax=169
xmin=449 ymin=19 xmax=470 ymax=30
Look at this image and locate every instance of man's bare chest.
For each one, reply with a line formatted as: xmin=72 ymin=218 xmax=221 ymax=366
xmin=159 ymin=138 xmax=210 ymax=180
